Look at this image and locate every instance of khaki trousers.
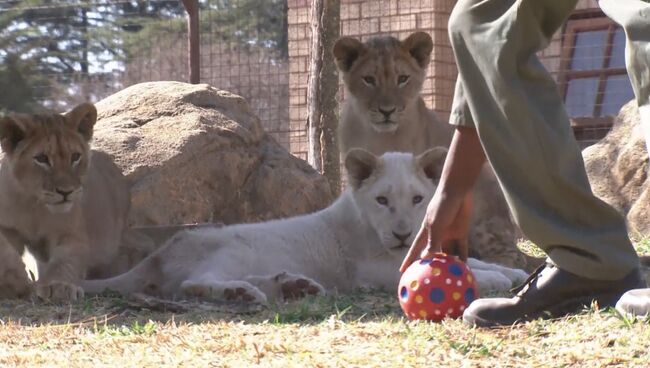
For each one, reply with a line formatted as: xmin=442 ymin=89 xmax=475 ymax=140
xmin=448 ymin=0 xmax=650 ymax=280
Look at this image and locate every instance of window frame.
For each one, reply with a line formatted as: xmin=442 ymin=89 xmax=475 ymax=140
xmin=558 ymin=16 xmax=627 ymax=128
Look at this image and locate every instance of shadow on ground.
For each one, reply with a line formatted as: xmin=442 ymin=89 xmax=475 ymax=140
xmin=0 ymin=289 xmax=404 ymax=329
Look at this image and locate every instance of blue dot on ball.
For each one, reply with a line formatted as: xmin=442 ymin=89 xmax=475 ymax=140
xmin=448 ymin=263 xmax=463 ymax=276
xmin=400 ymin=286 xmax=409 ymax=301
xmin=429 ymin=288 xmax=445 ymax=304
xmin=465 ymin=288 xmax=476 ymax=303
xmin=419 ymin=259 xmax=432 ymax=265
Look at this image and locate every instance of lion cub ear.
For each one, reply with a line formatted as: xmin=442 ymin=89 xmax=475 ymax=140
xmin=416 ymin=147 xmax=448 ymax=180
xmin=345 ymin=149 xmax=379 ymax=189
xmin=333 ymin=37 xmax=366 ymax=72
xmin=64 ymin=102 xmax=97 ymax=142
xmin=402 ymin=32 xmax=433 ymax=69
xmin=0 ymin=115 xmax=30 ymax=155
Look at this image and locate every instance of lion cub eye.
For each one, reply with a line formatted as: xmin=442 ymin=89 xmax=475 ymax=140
xmin=412 ymin=195 xmax=424 ymax=204
xmin=33 ymin=153 xmax=51 ymax=167
xmin=398 ymin=75 xmax=410 ymax=86
xmin=376 ymin=196 xmax=388 ymax=206
xmin=71 ymin=152 xmax=82 ymax=165
xmin=362 ymin=76 xmax=376 ymax=86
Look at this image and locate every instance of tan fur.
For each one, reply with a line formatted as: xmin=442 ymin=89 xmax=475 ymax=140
xmin=334 ymin=32 xmax=454 ymax=155
xmin=0 ymin=233 xmax=31 ymax=299
xmin=0 ymin=103 xmax=152 ymax=300
xmin=334 ymin=33 xmax=538 ymax=271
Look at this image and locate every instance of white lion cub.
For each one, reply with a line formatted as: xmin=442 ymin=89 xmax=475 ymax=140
xmin=82 ymin=149 xmax=527 ymax=303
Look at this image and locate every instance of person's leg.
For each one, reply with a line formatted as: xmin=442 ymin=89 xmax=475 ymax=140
xmin=597 ymin=0 xmax=650 ymax=317
xmin=450 ymin=0 xmax=639 ymax=279
xmin=447 ymin=0 xmax=645 ymax=326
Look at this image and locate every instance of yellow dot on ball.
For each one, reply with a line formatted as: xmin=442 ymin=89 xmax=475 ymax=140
xmin=419 ymin=310 xmax=428 ymax=318
xmin=431 ymin=268 xmax=441 ymax=276
xmin=452 ymin=292 xmax=461 ymax=301
xmin=415 ymin=295 xmax=423 ymax=304
xmin=410 ymin=280 xmax=419 ymax=290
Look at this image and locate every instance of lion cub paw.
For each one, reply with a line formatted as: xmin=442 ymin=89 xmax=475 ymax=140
xmin=0 ymin=269 xmax=32 ymax=299
xmin=35 ymin=281 xmax=84 ymax=302
xmin=472 ymin=269 xmax=512 ymax=293
xmin=275 ymin=272 xmax=325 ymax=300
xmin=181 ymin=280 xmax=267 ymax=304
xmin=499 ymin=268 xmax=529 ymax=286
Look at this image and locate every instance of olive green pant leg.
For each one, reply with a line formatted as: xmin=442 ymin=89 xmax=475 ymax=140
xmin=600 ymin=0 xmax=650 ymax=153
xmin=448 ymin=0 xmax=639 ymax=280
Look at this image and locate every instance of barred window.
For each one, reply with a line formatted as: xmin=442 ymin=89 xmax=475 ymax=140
xmin=559 ymin=17 xmax=634 ymax=125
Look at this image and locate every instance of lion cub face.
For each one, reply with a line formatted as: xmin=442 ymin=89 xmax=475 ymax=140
xmin=345 ymin=148 xmax=446 ymax=256
xmin=0 ymin=103 xmax=97 ymax=213
xmin=333 ymin=32 xmax=433 ymax=133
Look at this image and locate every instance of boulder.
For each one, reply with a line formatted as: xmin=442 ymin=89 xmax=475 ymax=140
xmin=93 ymin=81 xmax=332 ymax=226
xmin=584 ymin=101 xmax=649 ymax=236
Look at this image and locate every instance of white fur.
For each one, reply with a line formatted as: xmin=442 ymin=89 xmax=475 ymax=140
xmin=82 ymin=151 xmax=528 ymax=302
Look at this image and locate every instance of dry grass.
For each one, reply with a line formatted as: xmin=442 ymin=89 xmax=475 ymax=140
xmin=1 ymin=289 xmax=650 ymax=367
xmin=3 ymin=240 xmax=650 ymax=367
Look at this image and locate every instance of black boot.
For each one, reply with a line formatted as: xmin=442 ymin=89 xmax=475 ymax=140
xmin=463 ymin=263 xmax=646 ymax=327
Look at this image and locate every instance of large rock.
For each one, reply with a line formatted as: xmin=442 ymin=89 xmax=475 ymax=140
xmin=93 ymin=81 xmax=332 ymax=226
xmin=584 ymin=101 xmax=649 ymax=236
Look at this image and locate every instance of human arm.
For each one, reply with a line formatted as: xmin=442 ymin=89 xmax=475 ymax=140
xmin=399 ymin=126 xmax=487 ymax=272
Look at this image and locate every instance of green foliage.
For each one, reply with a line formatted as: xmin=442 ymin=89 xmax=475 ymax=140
xmin=0 ymin=0 xmax=185 ymax=111
xmin=203 ymin=0 xmax=288 ymax=58
xmin=0 ymin=0 xmax=289 ymax=113
xmin=0 ymin=54 xmax=40 ymax=113
xmin=121 ymin=0 xmax=289 ymax=60
xmin=95 ymin=320 xmax=158 ymax=337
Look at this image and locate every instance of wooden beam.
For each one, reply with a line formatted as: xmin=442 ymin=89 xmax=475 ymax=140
xmin=307 ymin=0 xmax=341 ymax=195
xmin=181 ymin=0 xmax=200 ymax=84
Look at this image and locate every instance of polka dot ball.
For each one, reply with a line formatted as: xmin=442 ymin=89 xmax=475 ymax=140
xmin=398 ymin=253 xmax=479 ymax=322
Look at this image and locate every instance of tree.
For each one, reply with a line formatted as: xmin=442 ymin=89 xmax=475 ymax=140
xmin=0 ymin=54 xmax=41 ymax=114
xmin=0 ymin=0 xmax=185 ymax=111
xmin=307 ymin=0 xmax=340 ymax=195
xmin=0 ymin=0 xmax=290 ymax=113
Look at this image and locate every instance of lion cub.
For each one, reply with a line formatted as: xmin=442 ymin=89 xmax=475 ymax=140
xmin=82 ymin=149 xmax=528 ymax=303
xmin=333 ymin=31 xmax=454 ymax=155
xmin=0 ymin=103 xmax=150 ymax=300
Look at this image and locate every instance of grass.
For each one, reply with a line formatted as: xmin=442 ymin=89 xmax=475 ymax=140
xmin=3 ymin=241 xmax=650 ymax=367
xmin=2 ymin=291 xmax=650 ymax=367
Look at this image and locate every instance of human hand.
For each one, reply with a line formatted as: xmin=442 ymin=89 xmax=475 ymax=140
xmin=399 ymin=190 xmax=473 ymax=272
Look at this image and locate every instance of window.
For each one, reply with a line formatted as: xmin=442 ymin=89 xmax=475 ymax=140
xmin=559 ymin=18 xmax=635 ymax=130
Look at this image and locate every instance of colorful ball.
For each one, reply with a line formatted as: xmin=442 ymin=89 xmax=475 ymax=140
xmin=398 ymin=253 xmax=478 ymax=322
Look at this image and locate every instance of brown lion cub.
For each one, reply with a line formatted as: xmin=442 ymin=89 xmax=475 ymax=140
xmin=333 ymin=31 xmax=454 ymax=155
xmin=0 ymin=103 xmax=149 ymax=301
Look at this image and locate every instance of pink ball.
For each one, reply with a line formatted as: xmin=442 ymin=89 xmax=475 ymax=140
xmin=398 ymin=253 xmax=478 ymax=322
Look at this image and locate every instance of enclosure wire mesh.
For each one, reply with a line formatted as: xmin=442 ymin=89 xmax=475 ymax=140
xmin=0 ymin=0 xmax=634 ymax=157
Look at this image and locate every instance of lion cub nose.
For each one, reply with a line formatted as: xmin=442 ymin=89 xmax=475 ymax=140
xmin=393 ymin=232 xmax=412 ymax=242
xmin=56 ymin=188 xmax=74 ymax=200
xmin=378 ymin=106 xmax=396 ymax=118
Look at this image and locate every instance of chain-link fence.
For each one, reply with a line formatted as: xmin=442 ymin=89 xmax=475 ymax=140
xmin=0 ymin=0 xmax=292 ymax=147
xmin=0 ymin=0 xmax=634 ymax=157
